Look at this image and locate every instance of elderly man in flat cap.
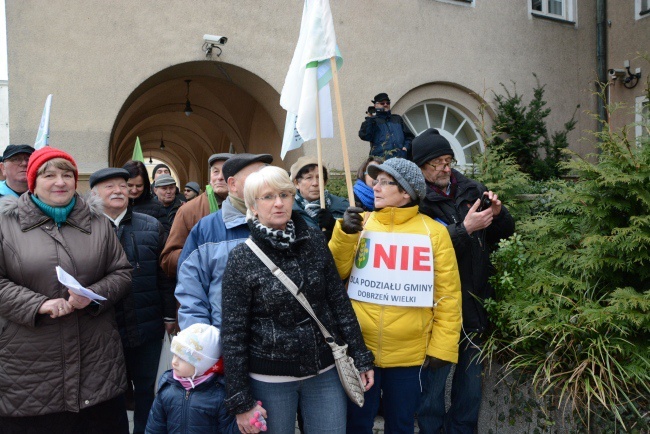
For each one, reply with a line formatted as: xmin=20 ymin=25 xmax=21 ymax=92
xmin=412 ymin=129 xmax=514 ymax=434
xmin=175 ymin=153 xmax=273 ymax=330
xmin=0 ymin=144 xmax=35 ymax=198
xmin=160 ymin=153 xmax=232 ymax=278
xmin=90 ymin=168 xmax=176 ymax=434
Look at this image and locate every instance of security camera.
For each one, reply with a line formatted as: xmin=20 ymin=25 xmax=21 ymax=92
xmin=203 ymin=34 xmax=228 ymax=45
xmin=608 ymin=69 xmax=626 ymax=80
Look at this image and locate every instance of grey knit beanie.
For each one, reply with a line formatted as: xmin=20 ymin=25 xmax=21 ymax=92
xmin=411 ymin=128 xmax=454 ymax=167
xmin=367 ymin=158 xmax=427 ymax=201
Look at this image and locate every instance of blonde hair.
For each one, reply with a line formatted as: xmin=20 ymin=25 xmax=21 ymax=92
xmin=36 ymin=158 xmax=77 ymax=176
xmin=244 ymin=166 xmax=296 ymax=220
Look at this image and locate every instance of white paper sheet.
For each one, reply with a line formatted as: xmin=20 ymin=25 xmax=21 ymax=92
xmin=56 ymin=266 xmax=107 ymax=302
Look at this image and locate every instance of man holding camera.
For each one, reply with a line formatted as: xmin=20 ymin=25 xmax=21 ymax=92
xmin=359 ymin=92 xmax=414 ymax=160
xmin=412 ymin=128 xmax=515 ymax=434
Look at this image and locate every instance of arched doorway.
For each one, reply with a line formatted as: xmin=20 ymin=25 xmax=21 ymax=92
xmin=110 ymin=61 xmax=285 ymax=187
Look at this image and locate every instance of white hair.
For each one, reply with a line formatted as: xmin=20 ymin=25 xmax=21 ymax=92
xmin=244 ymin=166 xmax=296 ymax=220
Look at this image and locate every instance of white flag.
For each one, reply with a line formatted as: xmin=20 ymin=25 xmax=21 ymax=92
xmin=34 ymin=94 xmax=52 ymax=149
xmin=280 ymin=0 xmax=343 ymax=159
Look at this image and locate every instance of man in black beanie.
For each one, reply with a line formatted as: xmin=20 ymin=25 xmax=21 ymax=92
xmin=359 ymin=92 xmax=414 ymax=160
xmin=412 ymin=128 xmax=515 ymax=434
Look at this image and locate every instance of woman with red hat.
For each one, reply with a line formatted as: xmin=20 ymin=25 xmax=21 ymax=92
xmin=0 ymin=147 xmax=132 ymax=433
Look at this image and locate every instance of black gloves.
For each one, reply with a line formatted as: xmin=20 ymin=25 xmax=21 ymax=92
xmin=316 ymin=208 xmax=336 ymax=232
xmin=423 ymin=355 xmax=451 ymax=371
xmin=341 ymin=207 xmax=364 ymax=234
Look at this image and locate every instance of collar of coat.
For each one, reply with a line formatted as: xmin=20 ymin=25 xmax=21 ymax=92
xmin=370 ymin=205 xmax=420 ymax=227
xmin=0 ymin=193 xmax=104 ymax=232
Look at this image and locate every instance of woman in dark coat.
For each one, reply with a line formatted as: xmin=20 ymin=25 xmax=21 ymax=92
xmin=222 ymin=166 xmax=374 ymax=434
xmin=0 ymin=147 xmax=132 ymax=433
xmin=123 ymin=160 xmax=170 ymax=232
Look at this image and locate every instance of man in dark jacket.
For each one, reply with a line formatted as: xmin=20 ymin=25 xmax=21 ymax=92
xmin=90 ymin=168 xmax=176 ymax=434
xmin=359 ymin=92 xmax=414 ymax=160
xmin=412 ymin=128 xmax=515 ymax=434
xmin=153 ymin=174 xmax=183 ymax=225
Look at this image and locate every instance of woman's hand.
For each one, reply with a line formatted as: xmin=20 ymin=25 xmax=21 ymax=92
xmin=38 ymin=298 xmax=74 ymax=318
xmin=360 ymin=369 xmax=375 ymax=391
xmin=236 ymin=402 xmax=268 ymax=433
xmin=67 ymin=290 xmax=92 ymax=310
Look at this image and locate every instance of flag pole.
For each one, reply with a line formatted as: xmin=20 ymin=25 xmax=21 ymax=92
xmin=329 ymin=57 xmax=355 ymax=204
xmin=314 ymin=81 xmax=326 ymax=209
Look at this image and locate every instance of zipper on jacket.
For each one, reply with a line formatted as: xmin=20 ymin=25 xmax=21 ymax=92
xmin=65 ymin=221 xmax=91 ymax=234
xmin=377 ymin=306 xmax=385 ymax=365
xmin=130 ymin=233 xmax=140 ymax=269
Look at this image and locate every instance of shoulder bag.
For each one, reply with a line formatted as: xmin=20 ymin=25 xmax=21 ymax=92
xmin=245 ymin=238 xmax=366 ymax=407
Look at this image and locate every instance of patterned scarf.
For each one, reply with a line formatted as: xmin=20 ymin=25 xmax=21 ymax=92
xmin=353 ymin=179 xmax=375 ymax=211
xmin=251 ymin=218 xmax=296 ymax=250
xmin=294 ymin=191 xmax=333 ymax=219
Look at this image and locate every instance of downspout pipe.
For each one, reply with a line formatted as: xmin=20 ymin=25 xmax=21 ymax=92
xmin=596 ymin=0 xmax=607 ymax=134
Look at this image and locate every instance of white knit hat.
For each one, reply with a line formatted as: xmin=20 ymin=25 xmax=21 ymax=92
xmin=171 ymin=323 xmax=221 ymax=377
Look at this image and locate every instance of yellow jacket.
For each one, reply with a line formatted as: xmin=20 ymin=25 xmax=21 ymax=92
xmin=329 ymin=206 xmax=461 ymax=367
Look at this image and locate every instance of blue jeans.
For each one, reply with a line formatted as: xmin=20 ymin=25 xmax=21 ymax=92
xmin=123 ymin=338 xmax=162 ymax=434
xmin=418 ymin=338 xmax=483 ymax=434
xmin=250 ymin=367 xmax=347 ymax=433
xmin=347 ymin=366 xmax=421 ymax=434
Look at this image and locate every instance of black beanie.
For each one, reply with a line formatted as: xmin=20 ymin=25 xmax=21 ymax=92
xmin=152 ymin=163 xmax=170 ymax=180
xmin=411 ymin=128 xmax=454 ymax=167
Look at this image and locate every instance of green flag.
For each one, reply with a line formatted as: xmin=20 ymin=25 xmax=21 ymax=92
xmin=132 ymin=136 xmax=144 ymax=162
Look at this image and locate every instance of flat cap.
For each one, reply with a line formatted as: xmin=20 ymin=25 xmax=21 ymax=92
xmin=153 ymin=174 xmax=177 ymax=187
xmin=3 ymin=144 xmax=35 ymax=160
xmin=222 ymin=153 xmax=273 ymax=180
xmin=89 ymin=168 xmax=130 ymax=189
xmin=208 ymin=153 xmax=233 ymax=167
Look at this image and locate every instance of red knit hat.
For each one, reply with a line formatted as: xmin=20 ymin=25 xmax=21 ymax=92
xmin=27 ymin=147 xmax=78 ymax=193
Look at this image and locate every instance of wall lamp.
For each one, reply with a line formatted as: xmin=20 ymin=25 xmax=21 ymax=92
xmin=202 ymin=34 xmax=227 ymax=57
xmin=609 ymin=60 xmax=642 ymax=89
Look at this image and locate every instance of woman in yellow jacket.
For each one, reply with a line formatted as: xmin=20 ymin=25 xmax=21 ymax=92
xmin=328 ymin=158 xmax=461 ymax=433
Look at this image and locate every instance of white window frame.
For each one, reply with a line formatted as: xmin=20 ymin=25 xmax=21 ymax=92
xmin=636 ymin=95 xmax=649 ymax=142
xmin=530 ymin=0 xmax=576 ymax=23
xmin=636 ymin=0 xmax=650 ymax=20
xmin=403 ymin=101 xmax=484 ymax=168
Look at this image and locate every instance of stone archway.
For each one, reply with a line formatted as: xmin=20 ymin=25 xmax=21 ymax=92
xmin=110 ymin=61 xmax=285 ymax=187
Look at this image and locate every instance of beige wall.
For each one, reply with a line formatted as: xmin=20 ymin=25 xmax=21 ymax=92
xmin=7 ymin=0 xmax=613 ymax=179
xmin=606 ymin=4 xmax=650 ymax=133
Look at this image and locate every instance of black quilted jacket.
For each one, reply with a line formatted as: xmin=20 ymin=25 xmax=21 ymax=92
xmin=222 ymin=213 xmax=373 ymax=415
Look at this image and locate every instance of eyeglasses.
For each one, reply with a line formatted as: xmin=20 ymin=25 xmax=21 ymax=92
xmin=372 ymin=179 xmax=398 ymax=187
xmin=427 ymin=158 xmax=456 ymax=171
xmin=255 ymin=192 xmax=293 ymax=202
xmin=4 ymin=155 xmax=30 ymax=164
xmin=377 ymin=101 xmax=390 ymax=106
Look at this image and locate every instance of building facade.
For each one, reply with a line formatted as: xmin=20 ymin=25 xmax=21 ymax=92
xmin=6 ymin=1 xmax=649 ymax=188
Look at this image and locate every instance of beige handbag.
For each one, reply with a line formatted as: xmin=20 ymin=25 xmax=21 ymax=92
xmin=245 ymin=239 xmax=366 ymax=407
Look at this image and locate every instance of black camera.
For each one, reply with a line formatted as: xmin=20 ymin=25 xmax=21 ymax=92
xmin=477 ymin=195 xmax=492 ymax=212
xmin=367 ymin=106 xmax=376 ymax=116
xmin=375 ymin=107 xmax=385 ymax=113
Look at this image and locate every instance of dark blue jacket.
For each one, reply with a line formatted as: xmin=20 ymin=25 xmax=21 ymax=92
xmin=146 ymin=370 xmax=238 ymax=434
xmin=359 ymin=110 xmax=414 ymax=160
xmin=113 ymin=208 xmax=176 ymax=348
